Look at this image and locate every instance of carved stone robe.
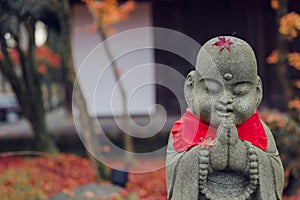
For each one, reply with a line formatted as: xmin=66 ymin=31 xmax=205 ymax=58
xmin=166 ymin=122 xmax=284 ymax=200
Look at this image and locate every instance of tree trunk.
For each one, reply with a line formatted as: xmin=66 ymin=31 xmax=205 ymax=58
xmin=0 ymin=1 xmax=60 ymax=153
xmin=55 ymin=0 xmax=101 ymax=179
xmin=56 ymin=0 xmax=75 ymax=114
xmin=0 ymin=73 xmax=7 ymax=93
xmin=26 ymin=81 xmax=58 ymax=153
xmin=1 ymin=33 xmax=59 ymax=153
xmin=276 ymin=1 xmax=300 ymax=194
xmin=45 ymin=77 xmax=53 ymax=111
xmin=28 ymin=107 xmax=58 ymax=153
xmin=0 ymin=46 xmax=59 ymax=153
xmin=96 ymin=26 xmax=135 ymax=166
xmin=276 ymin=0 xmax=296 ymax=117
xmin=25 ymin=20 xmax=59 ymax=153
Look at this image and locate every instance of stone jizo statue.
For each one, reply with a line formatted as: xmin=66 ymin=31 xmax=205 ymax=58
xmin=166 ymin=36 xmax=284 ymax=200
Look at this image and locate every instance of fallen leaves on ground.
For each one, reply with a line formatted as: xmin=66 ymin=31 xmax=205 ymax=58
xmin=0 ymin=153 xmax=300 ymax=199
xmin=0 ymin=154 xmax=96 ymax=198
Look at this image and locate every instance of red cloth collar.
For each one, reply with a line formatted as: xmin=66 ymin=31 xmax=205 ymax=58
xmin=171 ymin=110 xmax=268 ymax=152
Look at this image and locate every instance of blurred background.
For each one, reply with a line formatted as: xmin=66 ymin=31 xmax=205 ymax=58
xmin=0 ymin=0 xmax=300 ymax=199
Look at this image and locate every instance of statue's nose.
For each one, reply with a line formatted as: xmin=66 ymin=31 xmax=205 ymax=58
xmin=219 ymin=90 xmax=233 ymax=105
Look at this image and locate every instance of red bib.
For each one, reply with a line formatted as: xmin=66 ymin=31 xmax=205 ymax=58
xmin=171 ymin=110 xmax=268 ymax=152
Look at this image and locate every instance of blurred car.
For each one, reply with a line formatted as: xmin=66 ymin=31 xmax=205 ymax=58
xmin=0 ymin=94 xmax=22 ymax=123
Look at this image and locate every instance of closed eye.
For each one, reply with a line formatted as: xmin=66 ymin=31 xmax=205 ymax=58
xmin=200 ymin=78 xmax=222 ymax=94
xmin=232 ymin=82 xmax=253 ymax=96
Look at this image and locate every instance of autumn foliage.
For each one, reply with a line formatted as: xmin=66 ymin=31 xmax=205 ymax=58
xmin=0 ymin=45 xmax=61 ymax=75
xmin=287 ymin=52 xmax=300 ymax=70
xmin=7 ymin=48 xmax=20 ymax=65
xmin=0 ymin=154 xmax=167 ymax=200
xmin=2 ymin=148 xmax=300 ymax=199
xmin=266 ymin=50 xmax=300 ymax=71
xmin=266 ymin=49 xmax=279 ymax=65
xmin=266 ymin=1 xmax=300 ymax=113
xmin=83 ymin=0 xmax=135 ymax=34
xmin=271 ymin=0 xmax=279 ymax=10
xmin=279 ymin=12 xmax=300 ymax=39
xmin=0 ymin=154 xmax=96 ymax=199
xmin=212 ymin=36 xmax=234 ymax=53
xmin=39 ymin=46 xmax=61 ymax=70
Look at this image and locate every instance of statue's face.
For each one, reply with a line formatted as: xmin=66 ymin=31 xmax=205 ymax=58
xmin=186 ymin=36 xmax=261 ymax=126
xmin=190 ymin=69 xmax=259 ymax=126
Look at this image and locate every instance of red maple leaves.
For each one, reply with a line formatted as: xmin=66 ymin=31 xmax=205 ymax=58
xmin=0 ymin=155 xmax=168 ymax=199
xmin=0 ymin=154 xmax=96 ymax=197
xmin=212 ymin=36 xmax=234 ymax=53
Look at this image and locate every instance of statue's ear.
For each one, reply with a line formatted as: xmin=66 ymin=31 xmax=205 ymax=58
xmin=256 ymin=76 xmax=263 ymax=107
xmin=184 ymin=70 xmax=197 ymax=106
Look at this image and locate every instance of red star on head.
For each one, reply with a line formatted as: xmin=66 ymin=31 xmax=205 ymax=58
xmin=212 ymin=36 xmax=234 ymax=53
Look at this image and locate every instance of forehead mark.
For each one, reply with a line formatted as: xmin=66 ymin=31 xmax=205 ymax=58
xmin=224 ymin=73 xmax=233 ymax=81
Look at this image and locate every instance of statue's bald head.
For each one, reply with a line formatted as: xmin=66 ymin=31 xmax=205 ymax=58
xmin=185 ymin=36 xmax=263 ymax=126
xmin=196 ymin=36 xmax=258 ymax=83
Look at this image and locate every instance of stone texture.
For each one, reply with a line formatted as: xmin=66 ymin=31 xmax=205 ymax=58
xmin=167 ymin=36 xmax=284 ymax=199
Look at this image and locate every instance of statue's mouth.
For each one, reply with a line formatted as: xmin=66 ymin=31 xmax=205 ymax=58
xmin=215 ymin=107 xmax=233 ymax=117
